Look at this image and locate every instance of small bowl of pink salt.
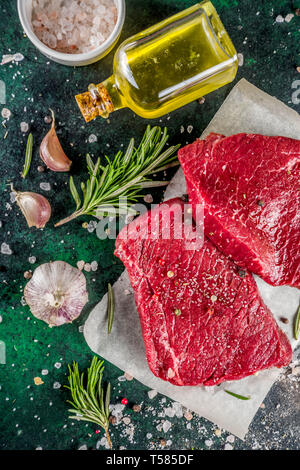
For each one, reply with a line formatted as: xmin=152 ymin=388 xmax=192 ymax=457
xmin=18 ymin=0 xmax=125 ymax=66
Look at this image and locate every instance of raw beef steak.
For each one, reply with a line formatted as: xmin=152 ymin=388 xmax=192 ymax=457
xmin=178 ymin=133 xmax=300 ymax=288
xmin=115 ymin=198 xmax=292 ymax=386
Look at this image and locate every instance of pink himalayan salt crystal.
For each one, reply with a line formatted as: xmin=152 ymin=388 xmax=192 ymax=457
xmin=32 ymin=0 xmax=118 ymax=54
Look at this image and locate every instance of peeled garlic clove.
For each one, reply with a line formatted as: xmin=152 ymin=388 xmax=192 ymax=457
xmin=24 ymin=261 xmax=89 ymax=327
xmin=40 ymin=109 xmax=72 ymax=172
xmin=13 ymin=187 xmax=51 ymax=228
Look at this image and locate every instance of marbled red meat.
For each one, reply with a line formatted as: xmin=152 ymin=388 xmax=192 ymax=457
xmin=178 ymin=133 xmax=300 ymax=288
xmin=114 ymin=198 xmax=292 ymax=386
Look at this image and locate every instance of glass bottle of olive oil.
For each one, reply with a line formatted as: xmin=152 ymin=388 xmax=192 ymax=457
xmin=76 ymin=1 xmax=238 ymax=122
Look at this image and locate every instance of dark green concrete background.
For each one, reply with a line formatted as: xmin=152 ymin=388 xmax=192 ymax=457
xmin=0 ymin=0 xmax=299 ymax=451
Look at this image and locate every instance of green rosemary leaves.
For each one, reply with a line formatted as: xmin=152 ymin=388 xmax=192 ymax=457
xmin=65 ymin=357 xmax=112 ymax=448
xmin=55 ymin=126 xmax=180 ymax=227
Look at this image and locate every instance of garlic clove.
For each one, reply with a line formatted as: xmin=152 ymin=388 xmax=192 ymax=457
xmin=24 ymin=261 xmax=89 ymax=327
xmin=40 ymin=109 xmax=72 ymax=172
xmin=12 ymin=186 xmax=51 ymax=229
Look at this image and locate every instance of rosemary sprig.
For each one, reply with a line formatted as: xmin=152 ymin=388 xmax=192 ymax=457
xmin=294 ymin=305 xmax=300 ymax=340
xmin=55 ymin=126 xmax=180 ymax=227
xmin=22 ymin=133 xmax=33 ymax=179
xmin=107 ymin=283 xmax=115 ymax=335
xmin=224 ymin=390 xmax=251 ymax=400
xmin=65 ymin=357 xmax=112 ymax=449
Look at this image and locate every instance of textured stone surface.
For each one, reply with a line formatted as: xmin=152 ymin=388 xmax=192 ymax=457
xmin=0 ymin=0 xmax=299 ymax=450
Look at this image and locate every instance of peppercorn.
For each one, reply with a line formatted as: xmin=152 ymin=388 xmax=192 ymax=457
xmin=238 ymin=269 xmax=247 ymax=278
xmin=257 ymin=199 xmax=265 ymax=207
xmin=181 ymin=194 xmax=189 ymax=202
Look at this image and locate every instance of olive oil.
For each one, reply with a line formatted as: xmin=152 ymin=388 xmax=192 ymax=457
xmin=76 ymin=2 xmax=238 ymax=122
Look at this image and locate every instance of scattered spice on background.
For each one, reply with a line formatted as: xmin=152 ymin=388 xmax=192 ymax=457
xmin=34 ymin=377 xmax=44 ymax=386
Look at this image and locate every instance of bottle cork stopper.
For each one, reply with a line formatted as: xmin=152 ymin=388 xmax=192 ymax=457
xmin=75 ymin=83 xmax=114 ymax=122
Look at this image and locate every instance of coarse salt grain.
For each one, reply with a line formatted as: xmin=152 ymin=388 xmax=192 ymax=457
xmin=1 ymin=108 xmax=11 ymax=119
xmin=14 ymin=53 xmax=24 ymax=62
xmin=20 ymin=122 xmax=29 ymax=133
xmin=205 ymin=439 xmax=213 ymax=447
xmin=77 ymin=260 xmax=85 ymax=271
xmin=124 ymin=372 xmax=133 ymax=381
xmin=1 ymin=243 xmax=12 ymax=255
xmin=91 ymin=261 xmax=98 ymax=271
xmin=40 ymin=182 xmax=51 ymax=191
xmin=84 ymin=263 xmax=91 ymax=272
xmin=237 ymin=53 xmax=244 ymax=66
xmin=88 ymin=134 xmax=97 ymax=143
xmin=285 ymin=13 xmax=294 ymax=23
xmin=32 ymin=0 xmax=118 ymax=55
xmin=148 ymin=389 xmax=157 ymax=400
xmin=224 ymin=443 xmax=233 ymax=450
xmin=162 ymin=420 xmax=172 ymax=433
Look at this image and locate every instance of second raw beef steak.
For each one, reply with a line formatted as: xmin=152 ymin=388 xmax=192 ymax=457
xmin=179 ymin=133 xmax=300 ymax=288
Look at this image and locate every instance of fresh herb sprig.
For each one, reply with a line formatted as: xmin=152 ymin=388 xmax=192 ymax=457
xmin=22 ymin=133 xmax=33 ymax=179
xmin=224 ymin=390 xmax=251 ymax=400
xmin=294 ymin=305 xmax=300 ymax=340
xmin=55 ymin=126 xmax=180 ymax=227
xmin=107 ymin=283 xmax=115 ymax=335
xmin=65 ymin=357 xmax=112 ymax=449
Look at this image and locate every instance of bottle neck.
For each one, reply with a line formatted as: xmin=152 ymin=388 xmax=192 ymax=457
xmin=102 ymin=76 xmax=125 ymax=114
xmin=75 ymin=75 xmax=125 ymax=123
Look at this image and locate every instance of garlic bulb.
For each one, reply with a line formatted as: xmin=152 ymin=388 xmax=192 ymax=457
xmin=12 ymin=186 xmax=51 ymax=228
xmin=24 ymin=261 xmax=89 ymax=326
xmin=40 ymin=109 xmax=72 ymax=172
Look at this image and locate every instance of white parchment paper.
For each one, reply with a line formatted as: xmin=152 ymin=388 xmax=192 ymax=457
xmin=84 ymin=79 xmax=300 ymax=440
